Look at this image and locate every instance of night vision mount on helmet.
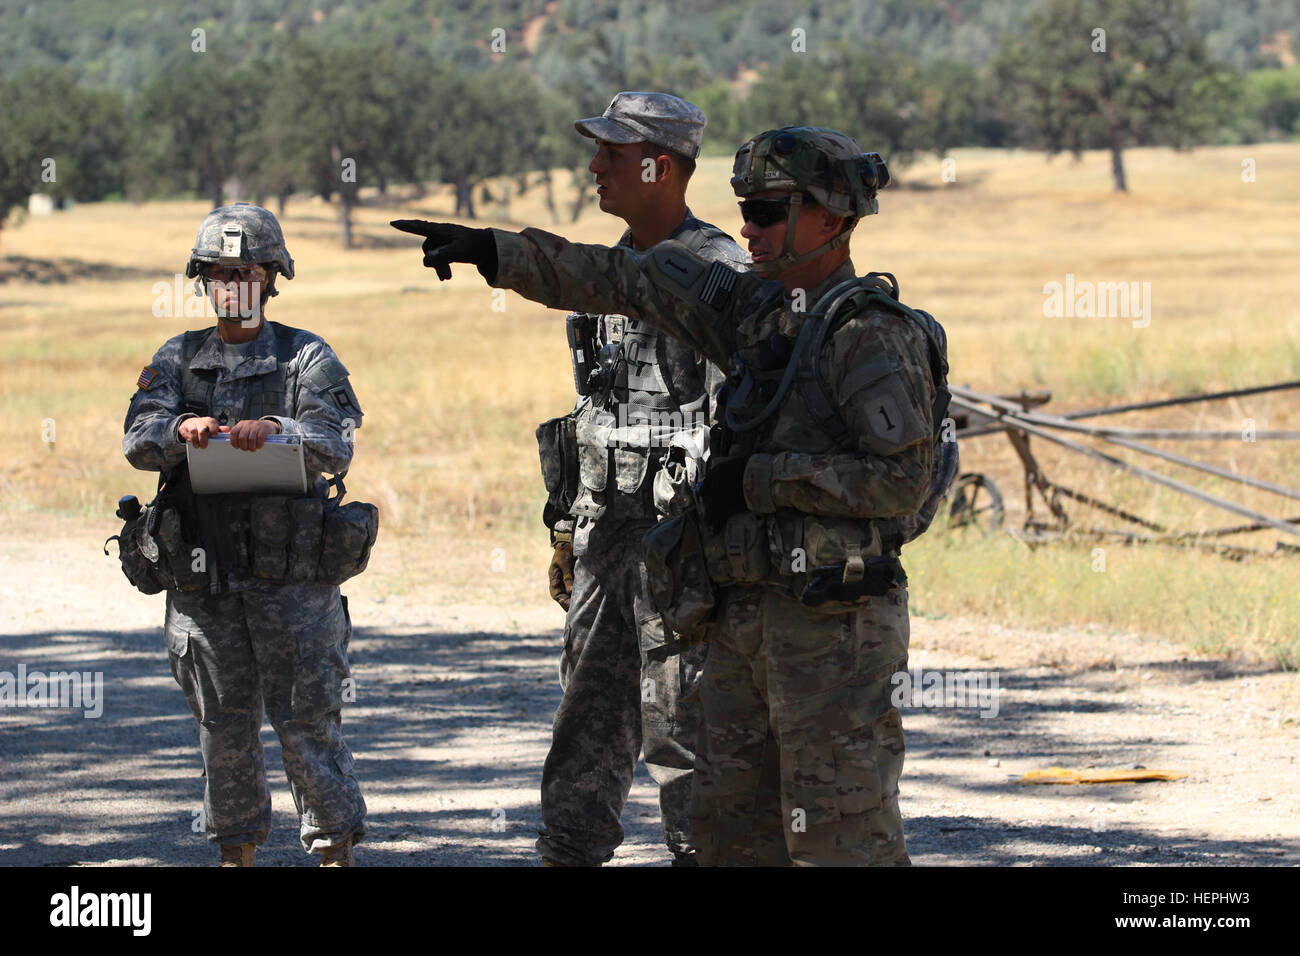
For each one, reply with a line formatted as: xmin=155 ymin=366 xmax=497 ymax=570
xmin=731 ymin=126 xmax=890 ymax=274
xmin=185 ymin=203 xmax=295 ymax=314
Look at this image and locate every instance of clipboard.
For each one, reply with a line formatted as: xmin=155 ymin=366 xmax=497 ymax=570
xmin=186 ymin=434 xmax=308 ymax=494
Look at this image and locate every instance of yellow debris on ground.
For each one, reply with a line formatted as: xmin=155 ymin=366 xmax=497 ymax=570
xmin=1019 ymin=767 xmax=1187 ymax=785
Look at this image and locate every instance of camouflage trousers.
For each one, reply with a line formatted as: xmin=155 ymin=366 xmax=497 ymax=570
xmin=164 ymin=584 xmax=366 ymax=854
xmin=537 ymin=518 xmax=707 ymax=866
xmin=691 ymin=583 xmax=911 ymax=866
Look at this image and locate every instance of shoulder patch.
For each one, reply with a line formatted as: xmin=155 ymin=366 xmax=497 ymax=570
xmin=647 ymin=243 xmax=706 ymax=295
xmin=301 ymin=356 xmax=350 ymax=392
xmin=136 ymin=367 xmax=160 ymax=390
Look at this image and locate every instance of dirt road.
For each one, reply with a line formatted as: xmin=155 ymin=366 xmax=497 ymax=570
xmin=2 ymin=534 xmax=1296 ymax=866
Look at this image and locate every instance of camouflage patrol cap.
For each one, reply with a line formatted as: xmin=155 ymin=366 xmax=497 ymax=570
xmin=731 ymin=126 xmax=890 ymax=219
xmin=575 ymin=92 xmax=707 ymax=159
xmin=185 ymin=202 xmax=295 ymax=280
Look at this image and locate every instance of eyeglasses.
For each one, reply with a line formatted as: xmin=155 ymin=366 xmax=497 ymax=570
xmin=204 ymin=264 xmax=268 ymax=283
xmin=738 ymin=195 xmax=802 ymax=228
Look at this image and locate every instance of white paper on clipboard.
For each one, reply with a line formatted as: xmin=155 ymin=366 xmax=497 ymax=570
xmin=186 ymin=434 xmax=308 ymax=494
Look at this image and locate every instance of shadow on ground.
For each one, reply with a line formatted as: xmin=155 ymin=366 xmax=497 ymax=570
xmin=0 ymin=624 xmax=1293 ymax=866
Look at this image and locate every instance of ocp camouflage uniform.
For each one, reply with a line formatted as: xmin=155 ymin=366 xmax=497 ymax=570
xmin=493 ymin=231 xmax=935 ymax=865
xmin=539 ymin=211 xmax=746 ymax=866
xmin=123 ymin=317 xmax=367 ymax=854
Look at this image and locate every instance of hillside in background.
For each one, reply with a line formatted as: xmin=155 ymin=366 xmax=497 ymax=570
xmin=2 ymin=0 xmax=1297 ymax=95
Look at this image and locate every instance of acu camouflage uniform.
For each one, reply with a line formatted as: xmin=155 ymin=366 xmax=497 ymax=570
xmin=493 ymin=206 xmax=937 ymax=865
xmin=539 ymin=210 xmax=746 ymax=866
xmin=124 ymin=249 xmax=367 ymax=854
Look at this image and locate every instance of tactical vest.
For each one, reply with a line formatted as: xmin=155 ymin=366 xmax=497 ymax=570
xmin=709 ymin=273 xmax=952 ymax=593
xmin=119 ymin=322 xmax=379 ymax=595
xmin=178 ymin=322 xmax=304 ymax=425
xmin=569 ymin=228 xmax=719 ymax=523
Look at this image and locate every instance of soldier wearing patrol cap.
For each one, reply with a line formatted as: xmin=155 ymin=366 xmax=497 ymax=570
xmin=122 ymin=203 xmax=369 ymax=866
xmin=523 ymin=92 xmax=747 ymax=867
xmin=393 ymin=126 xmax=954 ymax=866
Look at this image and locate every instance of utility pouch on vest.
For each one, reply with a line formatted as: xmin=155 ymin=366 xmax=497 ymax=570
xmin=247 ymin=488 xmax=377 ymax=586
xmin=798 ymin=556 xmax=907 ymax=610
xmin=652 ymin=443 xmax=700 ymax=517
xmin=106 ymin=505 xmax=169 ymax=594
xmin=643 ymin=509 xmax=717 ymax=643
xmin=250 ymin=495 xmax=292 ymax=580
xmin=316 ymin=496 xmax=379 ymax=586
xmin=537 ymin=410 xmax=579 ymax=529
xmin=704 ymin=510 xmax=769 ymax=585
xmin=106 ymin=477 xmax=208 ymax=594
xmin=288 ymin=497 xmax=324 ymax=583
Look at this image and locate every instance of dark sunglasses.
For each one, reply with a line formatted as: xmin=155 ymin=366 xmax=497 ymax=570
xmin=738 ymin=195 xmax=802 ymax=228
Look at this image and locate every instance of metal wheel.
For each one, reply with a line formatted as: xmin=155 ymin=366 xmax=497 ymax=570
xmin=948 ymin=473 xmax=1005 ymax=532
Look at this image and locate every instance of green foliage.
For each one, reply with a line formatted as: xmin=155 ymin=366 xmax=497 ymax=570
xmin=995 ymin=0 xmax=1233 ymax=190
xmin=0 ymin=68 xmax=126 ymax=234
xmin=0 ymin=0 xmax=1295 ymax=239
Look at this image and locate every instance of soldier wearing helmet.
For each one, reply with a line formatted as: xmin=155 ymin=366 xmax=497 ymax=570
xmin=123 ymin=203 xmax=369 ymax=866
xmin=394 ymin=125 xmax=951 ymax=866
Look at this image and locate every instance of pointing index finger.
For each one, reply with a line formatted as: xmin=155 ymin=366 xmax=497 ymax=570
xmin=390 ymin=219 xmax=439 ymax=237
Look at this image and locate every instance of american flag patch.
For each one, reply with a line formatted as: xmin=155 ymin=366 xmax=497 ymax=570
xmin=136 ymin=367 xmax=159 ymax=390
xmin=699 ymin=261 xmax=737 ymax=311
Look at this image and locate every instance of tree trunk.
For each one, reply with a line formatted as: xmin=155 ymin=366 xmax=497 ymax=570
xmin=569 ymin=173 xmax=589 ymax=223
xmin=542 ymin=170 xmax=558 ymax=224
xmin=278 ymin=188 xmax=290 ymax=218
xmin=455 ymin=175 xmax=475 ymax=219
xmin=339 ymin=190 xmax=354 ymax=248
xmin=1110 ymin=138 xmax=1128 ymax=193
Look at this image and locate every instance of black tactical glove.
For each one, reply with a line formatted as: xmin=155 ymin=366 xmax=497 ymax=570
xmin=699 ymin=455 xmax=750 ymax=532
xmin=390 ymin=220 xmax=498 ymax=283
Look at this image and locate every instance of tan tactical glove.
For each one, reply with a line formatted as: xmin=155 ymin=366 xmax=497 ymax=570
xmin=548 ymin=539 xmax=575 ymax=611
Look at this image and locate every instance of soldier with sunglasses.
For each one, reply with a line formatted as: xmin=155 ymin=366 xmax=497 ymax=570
xmin=123 ymin=203 xmax=368 ymax=866
xmin=393 ymin=126 xmax=953 ymax=866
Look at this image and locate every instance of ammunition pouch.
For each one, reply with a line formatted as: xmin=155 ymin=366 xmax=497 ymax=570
xmin=652 ymin=440 xmax=703 ymax=518
xmin=704 ymin=510 xmax=770 ymax=586
xmin=109 ymin=475 xmax=378 ymax=594
xmin=536 ymin=409 xmax=580 ymax=530
xmin=246 ymin=484 xmax=378 ymax=587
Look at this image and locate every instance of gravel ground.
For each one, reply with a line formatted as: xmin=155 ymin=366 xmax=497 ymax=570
xmin=1 ymin=535 xmax=1296 ymax=867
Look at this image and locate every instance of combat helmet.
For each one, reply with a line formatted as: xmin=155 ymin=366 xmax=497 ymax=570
xmin=185 ymin=202 xmax=295 ymax=287
xmin=731 ymin=126 xmax=889 ymax=273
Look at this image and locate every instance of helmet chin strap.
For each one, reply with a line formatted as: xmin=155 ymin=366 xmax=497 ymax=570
xmin=196 ymin=269 xmax=277 ymax=323
xmin=750 ymin=193 xmax=857 ymax=276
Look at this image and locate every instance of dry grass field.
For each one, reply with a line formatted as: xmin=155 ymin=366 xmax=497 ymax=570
xmin=3 ymin=144 xmax=1298 ymax=664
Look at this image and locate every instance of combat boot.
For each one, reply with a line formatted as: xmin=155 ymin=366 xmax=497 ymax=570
xmin=318 ymin=842 xmax=354 ymax=867
xmin=219 ymin=843 xmax=255 ymax=867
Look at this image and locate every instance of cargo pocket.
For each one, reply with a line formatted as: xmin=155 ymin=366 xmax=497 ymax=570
xmin=164 ymin=619 xmax=190 ymax=658
xmin=781 ymin=687 xmax=893 ymax=828
xmin=163 ymin=614 xmax=194 ymax=696
xmin=292 ymin=598 xmax=349 ymax=721
xmin=250 ymin=496 xmax=291 ymax=580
